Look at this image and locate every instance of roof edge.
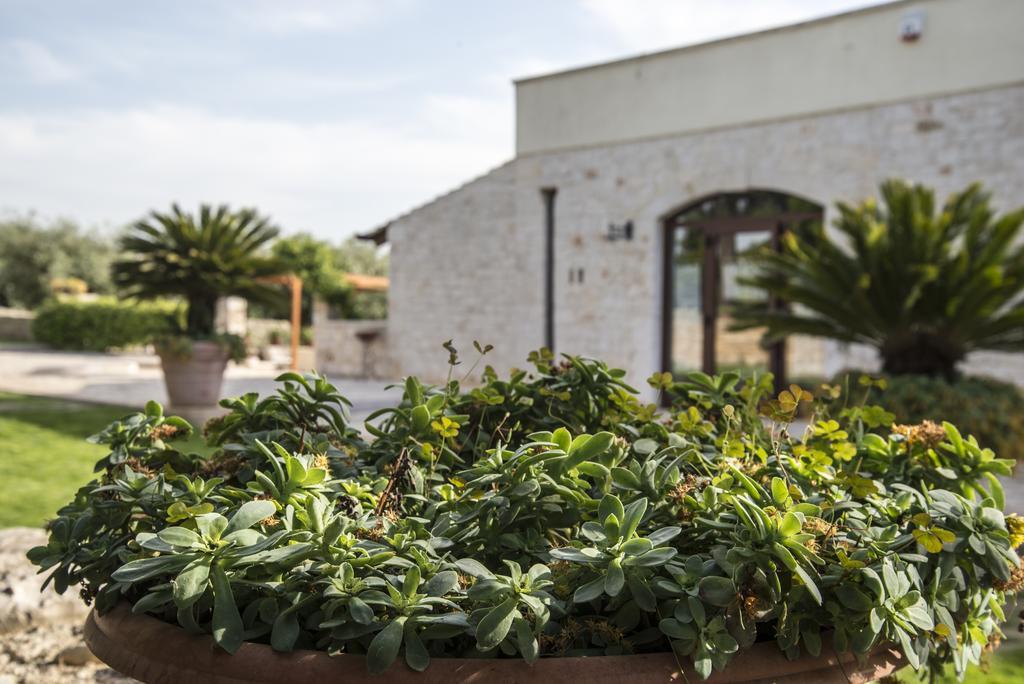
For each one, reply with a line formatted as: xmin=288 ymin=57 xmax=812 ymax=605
xmin=357 ymin=159 xmax=516 ymax=244
xmin=513 ymin=0 xmax=910 ymax=85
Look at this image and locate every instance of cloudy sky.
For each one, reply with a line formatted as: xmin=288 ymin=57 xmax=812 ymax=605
xmin=0 ymin=0 xmax=877 ymax=240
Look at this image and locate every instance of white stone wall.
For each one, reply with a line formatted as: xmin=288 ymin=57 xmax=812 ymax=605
xmin=381 ymin=83 xmax=1024 ymax=392
xmin=313 ymin=301 xmax=392 ymax=378
xmin=386 ymin=161 xmax=545 ymax=383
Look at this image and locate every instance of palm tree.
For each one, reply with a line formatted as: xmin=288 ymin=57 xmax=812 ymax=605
xmin=731 ymin=180 xmax=1024 ymax=378
xmin=114 ymin=204 xmax=285 ymax=338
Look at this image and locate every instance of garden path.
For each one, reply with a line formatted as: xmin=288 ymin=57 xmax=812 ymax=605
xmin=0 ymin=346 xmax=399 ymax=426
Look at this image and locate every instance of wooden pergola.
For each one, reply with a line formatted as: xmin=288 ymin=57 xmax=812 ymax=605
xmin=258 ymin=274 xmax=303 ymax=370
xmin=342 ymin=273 xmax=388 ymax=292
xmin=254 ymin=272 xmax=388 ymax=371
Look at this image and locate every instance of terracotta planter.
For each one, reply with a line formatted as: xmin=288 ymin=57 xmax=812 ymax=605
xmin=85 ymin=604 xmax=905 ymax=684
xmin=158 ymin=340 xmax=229 ymax=408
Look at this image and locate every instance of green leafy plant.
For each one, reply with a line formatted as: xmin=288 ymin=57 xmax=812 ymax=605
xmin=834 ymin=372 xmax=1024 ymax=462
xmin=32 ymin=297 xmax=181 ymax=351
xmin=29 ymin=347 xmax=1023 ymax=679
xmin=113 ymin=204 xmax=286 ymax=349
xmin=732 ymin=180 xmax=1024 ymax=378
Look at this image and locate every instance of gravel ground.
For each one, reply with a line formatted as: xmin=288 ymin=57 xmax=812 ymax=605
xmin=0 ymin=528 xmax=134 ymax=684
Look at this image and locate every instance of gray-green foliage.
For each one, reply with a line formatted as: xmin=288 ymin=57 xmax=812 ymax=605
xmin=0 ymin=215 xmax=115 ymax=309
xmin=29 ymin=350 xmax=1023 ymax=678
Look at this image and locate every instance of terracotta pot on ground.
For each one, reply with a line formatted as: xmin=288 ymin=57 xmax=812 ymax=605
xmin=86 ymin=604 xmax=906 ymax=684
xmin=157 ymin=340 xmax=229 ymax=409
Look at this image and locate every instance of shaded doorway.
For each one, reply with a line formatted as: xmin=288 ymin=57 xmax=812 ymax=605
xmin=660 ymin=190 xmax=823 ymax=387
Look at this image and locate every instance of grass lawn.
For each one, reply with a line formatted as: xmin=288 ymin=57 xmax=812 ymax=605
xmin=0 ymin=392 xmax=206 ymax=528
xmin=895 ymin=642 xmax=1024 ymax=683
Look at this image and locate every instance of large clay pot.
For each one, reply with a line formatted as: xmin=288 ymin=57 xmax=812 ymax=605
xmin=158 ymin=340 xmax=229 ymax=408
xmin=85 ymin=603 xmax=906 ymax=684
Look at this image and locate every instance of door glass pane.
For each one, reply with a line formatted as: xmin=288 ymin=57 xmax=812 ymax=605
xmin=716 ymin=231 xmax=771 ymax=376
xmin=669 ymin=227 xmax=702 ymax=375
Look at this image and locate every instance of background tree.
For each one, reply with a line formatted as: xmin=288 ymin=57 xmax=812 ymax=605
xmin=269 ymin=233 xmax=341 ymax=325
xmin=731 ymin=180 xmax=1024 ymax=378
xmin=265 ymin=234 xmax=388 ymax=323
xmin=0 ymin=215 xmax=115 ymax=309
xmin=113 ymin=204 xmax=285 ymax=338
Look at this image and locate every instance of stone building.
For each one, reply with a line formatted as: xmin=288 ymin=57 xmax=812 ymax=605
xmin=326 ymin=0 xmax=1024 ymax=393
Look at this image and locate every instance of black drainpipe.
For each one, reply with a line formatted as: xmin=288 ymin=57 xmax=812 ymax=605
xmin=541 ymin=188 xmax=557 ymax=352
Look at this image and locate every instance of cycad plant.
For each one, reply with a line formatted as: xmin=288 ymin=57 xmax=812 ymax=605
xmin=114 ymin=204 xmax=285 ymax=339
xmin=732 ymin=180 xmax=1024 ymax=378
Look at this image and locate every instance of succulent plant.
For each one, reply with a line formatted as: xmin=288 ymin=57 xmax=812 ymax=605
xmin=29 ymin=348 xmax=1022 ymax=678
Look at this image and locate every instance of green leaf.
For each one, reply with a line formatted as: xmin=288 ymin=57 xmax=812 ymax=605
xmin=405 ymin=376 xmax=423 ymax=406
xmin=112 ymin=555 xmax=191 ymax=584
xmin=158 ymin=526 xmax=204 ymax=549
xmin=455 ymin=558 xmax=495 ymax=579
xmin=599 ymin=494 xmax=626 ymax=525
xmin=367 ymin=617 xmax=406 ymax=675
xmin=210 ymin=563 xmax=244 ymax=654
xmin=771 ymin=477 xmax=791 ymax=506
xmin=349 ymin=596 xmax=374 ymax=624
xmin=410 ymin=405 xmax=430 ymax=433
xmin=791 ymin=563 xmax=822 ymax=605
xmin=226 ymin=500 xmax=276 ymax=533
xmin=620 ymin=498 xmax=648 ymax=540
xmin=611 ymin=467 xmax=642 ymax=490
xmin=835 ymin=584 xmax=873 ymax=612
xmin=605 ymin=560 xmax=625 ymax=596
xmin=402 ymin=566 xmax=421 ymax=597
xmin=698 ymin=576 xmax=736 ymax=607
xmin=404 ymin=625 xmax=430 ymax=672
xmin=573 ymin=575 xmax=606 ymax=603
xmin=778 ymin=512 xmax=802 ymax=538
xmin=659 ymin=618 xmax=695 ymax=640
xmin=633 ymin=438 xmax=659 ymax=455
xmin=172 ymin=556 xmax=211 ymax=608
xmin=564 ymin=431 xmax=614 ymax=471
xmin=476 ymin=596 xmax=519 ymax=650
xmin=552 ymin=427 xmax=571 ymax=453
xmin=627 ymin=572 xmax=657 ymax=612
xmin=271 ymin=610 xmax=300 ymax=652
xmin=423 ymin=570 xmax=459 ymax=597
xmin=629 ymin=547 xmax=677 ymax=567
xmin=194 ymin=513 xmax=228 ymax=541
xmin=515 ymin=618 xmax=539 ymax=664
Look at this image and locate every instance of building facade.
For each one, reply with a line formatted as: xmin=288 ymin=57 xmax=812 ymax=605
xmin=339 ymin=0 xmax=1024 ymax=393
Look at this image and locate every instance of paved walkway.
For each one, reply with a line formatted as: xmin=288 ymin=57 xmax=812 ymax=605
xmin=0 ymin=346 xmax=400 ymax=426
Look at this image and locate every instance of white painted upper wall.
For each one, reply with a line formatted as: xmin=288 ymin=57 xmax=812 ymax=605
xmin=515 ymin=0 xmax=1024 ymax=155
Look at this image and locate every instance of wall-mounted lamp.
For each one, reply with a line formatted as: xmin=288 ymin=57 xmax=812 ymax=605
xmin=606 ymin=220 xmax=634 ymax=241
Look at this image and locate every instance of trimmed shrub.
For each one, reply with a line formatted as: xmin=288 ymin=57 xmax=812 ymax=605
xmin=836 ymin=372 xmax=1024 ymax=461
xmin=32 ymin=298 xmax=181 ymax=351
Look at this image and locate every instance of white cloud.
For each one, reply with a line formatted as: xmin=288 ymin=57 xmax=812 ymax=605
xmin=2 ymin=39 xmax=80 ymax=84
xmin=579 ymin=0 xmax=879 ymax=52
xmin=0 ymin=102 xmax=512 ymax=238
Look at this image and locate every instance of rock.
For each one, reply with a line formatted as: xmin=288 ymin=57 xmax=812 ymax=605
xmin=0 ymin=527 xmax=89 ymax=633
xmin=0 ymin=528 xmax=136 ymax=682
xmin=57 ymin=645 xmax=99 ymax=667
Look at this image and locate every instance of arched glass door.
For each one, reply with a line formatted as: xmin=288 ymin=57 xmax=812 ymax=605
xmin=660 ymin=191 xmax=823 ymax=387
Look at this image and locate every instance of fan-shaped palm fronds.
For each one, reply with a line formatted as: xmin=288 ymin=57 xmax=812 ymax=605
xmin=732 ymin=180 xmax=1024 ymax=378
xmin=114 ymin=204 xmax=286 ymax=337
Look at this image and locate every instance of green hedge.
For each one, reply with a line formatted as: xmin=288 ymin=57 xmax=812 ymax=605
xmin=837 ymin=372 xmax=1024 ymax=461
xmin=32 ymin=298 xmax=181 ymax=352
